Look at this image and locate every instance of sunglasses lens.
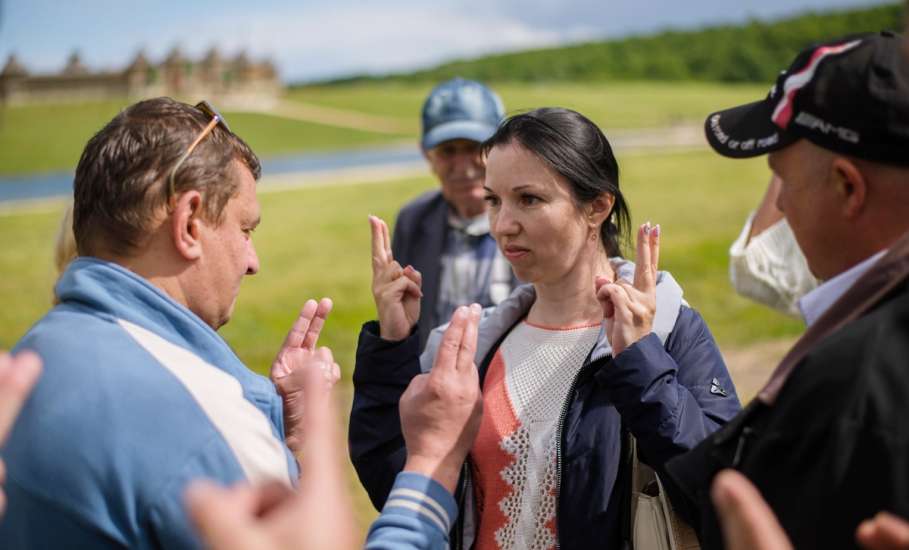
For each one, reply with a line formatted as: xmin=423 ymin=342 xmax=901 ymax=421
xmin=195 ymin=101 xmax=230 ymax=133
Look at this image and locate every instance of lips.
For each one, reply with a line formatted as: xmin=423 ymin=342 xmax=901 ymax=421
xmin=502 ymin=244 xmax=530 ymax=261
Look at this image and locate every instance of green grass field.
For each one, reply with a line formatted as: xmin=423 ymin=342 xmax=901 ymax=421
xmin=0 ymin=101 xmax=408 ymax=177
xmin=288 ymin=80 xmax=770 ymax=132
xmin=0 ymin=149 xmax=801 ymax=358
xmin=1 ymin=80 xmax=770 ymax=177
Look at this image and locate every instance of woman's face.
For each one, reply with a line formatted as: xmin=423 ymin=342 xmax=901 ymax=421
xmin=484 ymin=141 xmax=595 ymax=285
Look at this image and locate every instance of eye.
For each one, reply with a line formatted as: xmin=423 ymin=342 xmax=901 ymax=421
xmin=484 ymin=194 xmax=501 ymax=207
xmin=520 ymin=193 xmax=541 ymax=206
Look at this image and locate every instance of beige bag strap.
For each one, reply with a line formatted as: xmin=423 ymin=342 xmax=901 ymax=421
xmin=630 ymin=435 xmax=700 ymax=550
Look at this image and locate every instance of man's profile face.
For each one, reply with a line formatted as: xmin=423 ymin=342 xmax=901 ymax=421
xmin=768 ymin=141 xmax=840 ymax=280
xmin=192 ymin=161 xmax=261 ymax=330
xmin=425 ymin=138 xmax=486 ymax=219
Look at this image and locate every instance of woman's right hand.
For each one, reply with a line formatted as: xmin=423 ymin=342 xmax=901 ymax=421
xmin=369 ymin=215 xmax=423 ymax=341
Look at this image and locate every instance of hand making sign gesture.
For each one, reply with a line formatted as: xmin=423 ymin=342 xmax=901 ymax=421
xmin=270 ymin=298 xmax=340 ymax=458
xmin=369 ymin=215 xmax=423 ymax=341
xmin=596 ymin=222 xmax=661 ymax=357
xmin=399 ymin=303 xmax=484 ymax=493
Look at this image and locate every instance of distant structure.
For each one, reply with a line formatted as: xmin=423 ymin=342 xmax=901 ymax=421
xmin=0 ymin=47 xmax=281 ymax=107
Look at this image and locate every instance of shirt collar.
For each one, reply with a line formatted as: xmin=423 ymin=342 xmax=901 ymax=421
xmin=447 ymin=209 xmax=490 ymax=237
xmin=799 ymin=249 xmax=888 ymax=327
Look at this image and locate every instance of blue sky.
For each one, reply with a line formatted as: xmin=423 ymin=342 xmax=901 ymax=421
xmin=0 ymin=0 xmax=891 ymax=82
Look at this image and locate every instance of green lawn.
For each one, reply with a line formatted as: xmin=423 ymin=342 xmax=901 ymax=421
xmin=0 ymin=148 xmax=802 ymax=535
xmin=0 ymin=148 xmax=800 ymax=359
xmin=0 ymin=101 xmax=406 ymax=177
xmin=2 ymin=80 xmax=772 ymax=177
xmin=288 ymin=80 xmax=770 ymax=132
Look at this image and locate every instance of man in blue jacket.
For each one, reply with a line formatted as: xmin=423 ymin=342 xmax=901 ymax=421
xmin=0 ymin=98 xmax=340 ymax=549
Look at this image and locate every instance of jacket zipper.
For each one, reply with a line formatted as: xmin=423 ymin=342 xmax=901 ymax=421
xmin=554 ymin=358 xmax=602 ymax=549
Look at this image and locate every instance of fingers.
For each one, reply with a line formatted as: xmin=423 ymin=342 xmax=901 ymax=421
xmin=651 ymin=223 xmax=661 ymax=275
xmin=598 ymin=283 xmax=632 ymax=321
xmin=856 ymin=512 xmax=909 ymax=550
xmin=595 ymin=276 xmax=615 ymax=318
xmin=711 ymin=469 xmax=793 ymax=550
xmin=456 ymin=304 xmax=482 ymax=372
xmin=282 ymin=299 xmax=319 ymax=350
xmin=369 ymin=215 xmax=391 ymax=267
xmin=384 ymin=273 xmax=423 ymax=300
xmin=381 ymin=217 xmax=393 ymax=261
xmin=434 ymin=306 xmax=469 ymax=375
xmin=0 ymin=351 xmax=42 ymax=445
xmin=300 ymin=298 xmax=333 ymax=351
xmin=633 ymin=222 xmax=656 ymax=292
xmin=402 ymin=265 xmax=423 ymax=289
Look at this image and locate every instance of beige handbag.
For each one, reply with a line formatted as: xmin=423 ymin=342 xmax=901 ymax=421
xmin=630 ymin=437 xmax=700 ymax=550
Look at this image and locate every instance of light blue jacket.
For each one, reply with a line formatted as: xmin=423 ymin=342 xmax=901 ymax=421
xmin=1 ymin=258 xmax=298 ymax=549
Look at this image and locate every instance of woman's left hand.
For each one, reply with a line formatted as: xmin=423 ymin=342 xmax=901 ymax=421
xmin=596 ymin=222 xmax=661 ymax=357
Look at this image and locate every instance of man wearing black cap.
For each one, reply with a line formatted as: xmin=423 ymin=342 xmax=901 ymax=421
xmin=387 ymin=78 xmax=515 ymax=348
xmin=664 ymin=31 xmax=909 ymax=549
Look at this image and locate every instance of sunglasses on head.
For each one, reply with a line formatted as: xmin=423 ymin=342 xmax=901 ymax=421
xmin=167 ymin=100 xmax=231 ymax=199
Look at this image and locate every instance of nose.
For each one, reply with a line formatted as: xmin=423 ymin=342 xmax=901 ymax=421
xmin=491 ymin=202 xmax=520 ymax=239
xmin=452 ymin=150 xmax=483 ymax=177
xmin=246 ymin=240 xmax=260 ymax=275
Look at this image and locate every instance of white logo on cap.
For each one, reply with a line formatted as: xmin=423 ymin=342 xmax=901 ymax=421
xmin=794 ymin=111 xmax=860 ymax=144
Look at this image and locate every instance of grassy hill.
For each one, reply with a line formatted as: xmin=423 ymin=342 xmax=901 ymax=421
xmin=313 ymin=2 xmax=903 ymax=85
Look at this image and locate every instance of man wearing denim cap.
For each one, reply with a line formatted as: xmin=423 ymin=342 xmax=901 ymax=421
xmin=391 ymin=77 xmax=515 ymax=348
xmin=662 ymin=31 xmax=909 ymax=549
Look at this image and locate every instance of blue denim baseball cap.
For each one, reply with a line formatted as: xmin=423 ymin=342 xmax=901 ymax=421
xmin=421 ymin=77 xmax=505 ymax=150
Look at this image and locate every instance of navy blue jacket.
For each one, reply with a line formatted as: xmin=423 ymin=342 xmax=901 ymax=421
xmin=350 ymin=268 xmax=741 ymax=550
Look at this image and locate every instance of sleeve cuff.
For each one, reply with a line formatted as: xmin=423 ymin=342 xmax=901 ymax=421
xmin=354 ymin=321 xmax=423 ymax=384
xmin=381 ymin=472 xmax=458 ymax=534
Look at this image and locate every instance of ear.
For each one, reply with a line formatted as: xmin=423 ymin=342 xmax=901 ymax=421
xmin=830 ymin=157 xmax=867 ymax=219
xmin=586 ymin=193 xmax=616 ymax=227
xmin=170 ymin=190 xmax=205 ymax=261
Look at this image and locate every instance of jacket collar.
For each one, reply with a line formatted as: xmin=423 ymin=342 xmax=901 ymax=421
xmin=55 ymin=257 xmax=277 ymax=404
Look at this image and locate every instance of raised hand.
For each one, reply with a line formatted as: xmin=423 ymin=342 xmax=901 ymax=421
xmin=857 ymin=513 xmax=909 ymax=550
xmin=271 ymin=298 xmax=340 ymax=457
xmin=399 ymin=304 xmax=483 ymax=493
xmin=0 ymin=351 xmax=43 ymax=517
xmin=596 ymin=222 xmax=661 ymax=357
xmin=711 ymin=469 xmax=793 ymax=550
xmin=369 ymin=215 xmax=422 ymax=341
xmin=187 ymin=360 xmax=357 ymax=550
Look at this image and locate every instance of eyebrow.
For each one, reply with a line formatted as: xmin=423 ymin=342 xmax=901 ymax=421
xmin=483 ymin=184 xmax=537 ymax=193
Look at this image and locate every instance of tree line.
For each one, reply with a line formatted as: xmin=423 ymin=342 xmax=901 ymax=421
xmin=313 ymin=3 xmax=903 ymax=85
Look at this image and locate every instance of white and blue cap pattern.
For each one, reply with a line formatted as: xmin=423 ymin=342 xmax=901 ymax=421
xmin=421 ymin=77 xmax=505 ymax=150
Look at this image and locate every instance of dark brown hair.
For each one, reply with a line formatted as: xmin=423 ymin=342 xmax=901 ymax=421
xmin=72 ymin=97 xmax=261 ymax=257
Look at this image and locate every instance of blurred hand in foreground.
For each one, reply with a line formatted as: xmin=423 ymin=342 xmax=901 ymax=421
xmin=0 ymin=351 xmax=43 ymax=517
xmin=187 ymin=361 xmax=357 ymax=550
xmin=271 ymin=297 xmax=340 ymax=459
xmin=713 ymin=469 xmax=909 ymax=550
xmin=370 ymin=215 xmax=422 ymax=341
xmin=399 ymin=303 xmax=483 ymax=493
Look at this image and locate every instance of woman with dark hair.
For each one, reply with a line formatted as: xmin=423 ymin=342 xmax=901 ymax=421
xmin=350 ymin=108 xmax=740 ymax=549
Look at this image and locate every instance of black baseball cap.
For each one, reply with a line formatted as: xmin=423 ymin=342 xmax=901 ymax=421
xmin=705 ymin=31 xmax=909 ymax=166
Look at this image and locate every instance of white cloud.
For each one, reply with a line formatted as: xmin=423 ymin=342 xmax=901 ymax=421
xmin=164 ymin=5 xmax=579 ymax=81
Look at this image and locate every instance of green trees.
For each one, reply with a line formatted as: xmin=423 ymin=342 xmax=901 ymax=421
xmin=321 ymin=3 xmax=903 ymax=85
